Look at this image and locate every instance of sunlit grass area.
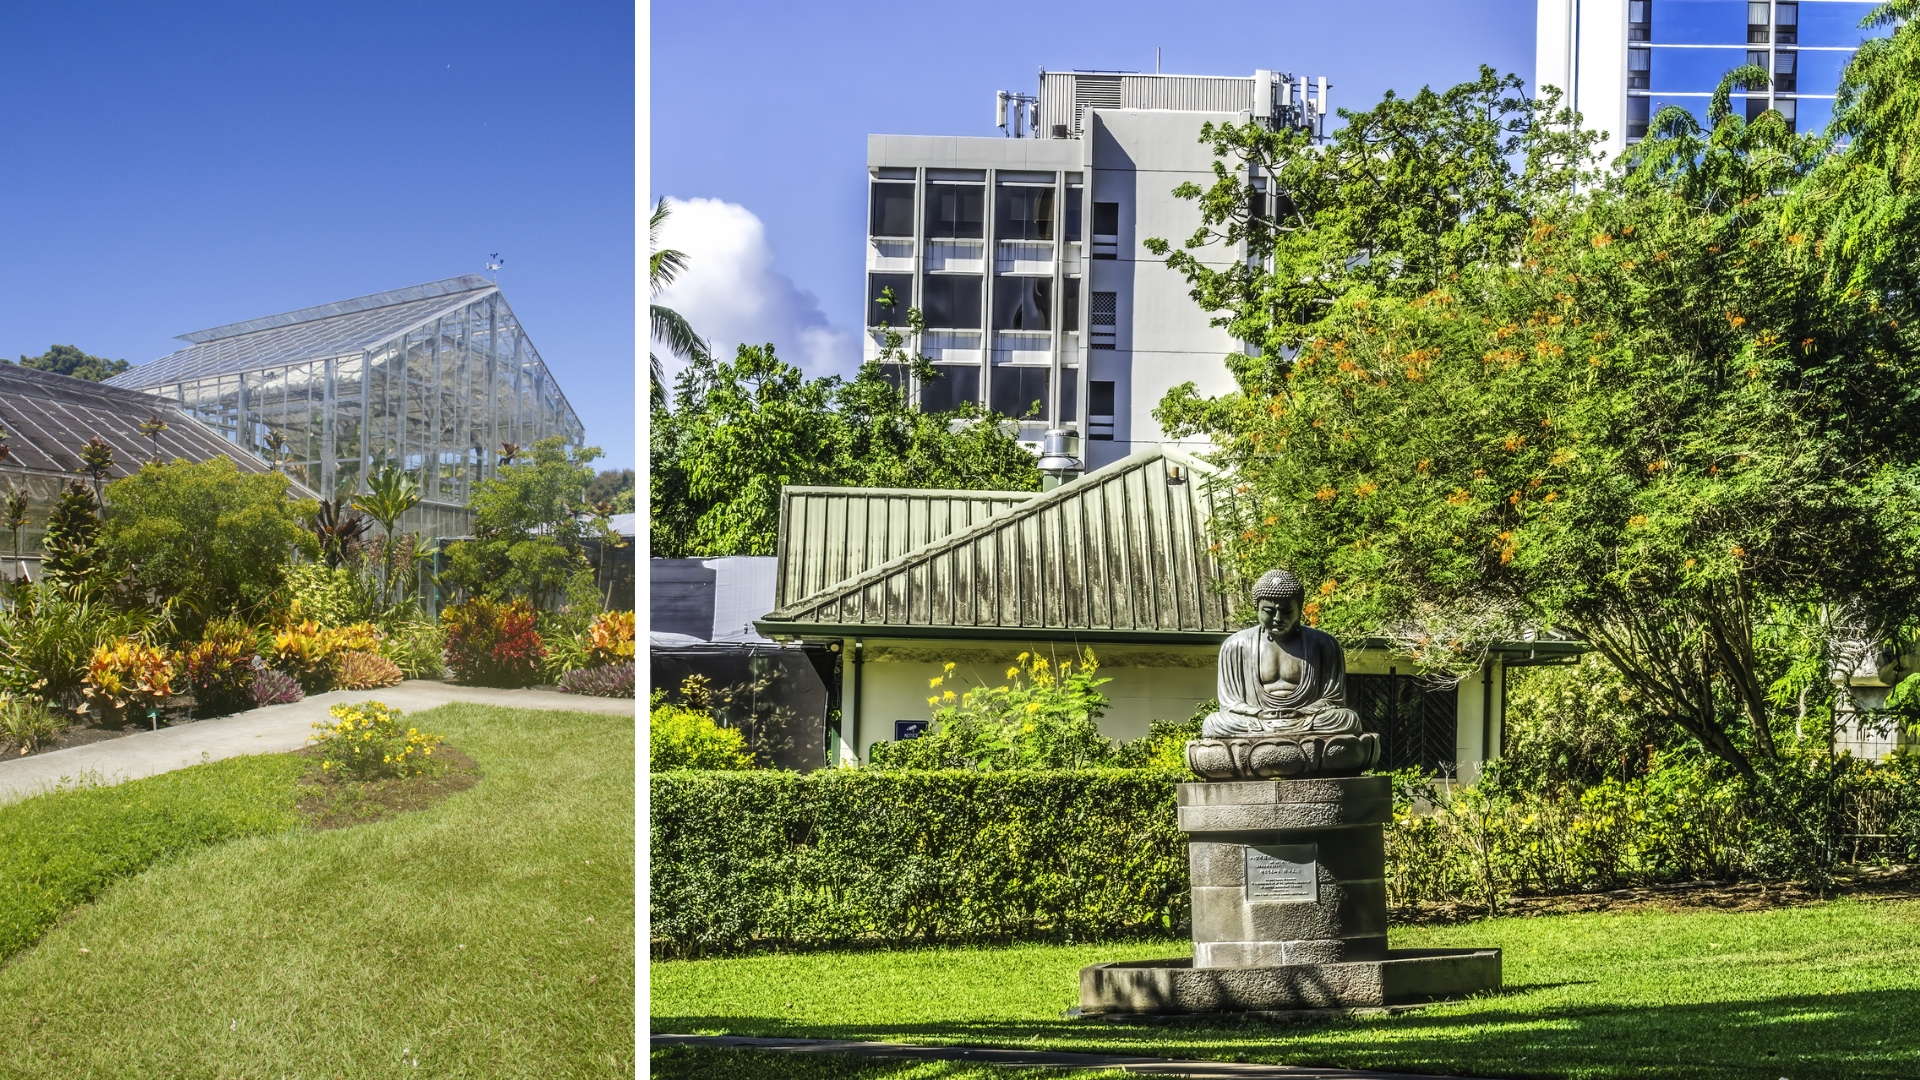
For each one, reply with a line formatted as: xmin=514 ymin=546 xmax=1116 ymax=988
xmin=0 ymin=704 xmax=635 ymax=1078
xmin=653 ymin=899 xmax=1920 ymax=1079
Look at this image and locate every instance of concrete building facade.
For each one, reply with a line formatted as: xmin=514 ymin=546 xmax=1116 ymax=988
xmin=864 ymin=69 xmax=1323 ymax=471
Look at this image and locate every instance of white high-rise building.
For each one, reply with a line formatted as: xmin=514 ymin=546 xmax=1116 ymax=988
xmin=862 ymin=69 xmax=1326 ymax=470
xmin=1537 ymin=0 xmax=1889 ymax=160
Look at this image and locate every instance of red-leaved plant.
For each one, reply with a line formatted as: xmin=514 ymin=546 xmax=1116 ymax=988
xmin=440 ymin=597 xmax=546 ymax=687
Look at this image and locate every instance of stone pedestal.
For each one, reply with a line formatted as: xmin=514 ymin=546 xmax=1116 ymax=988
xmin=1079 ymin=775 xmax=1501 ymax=1016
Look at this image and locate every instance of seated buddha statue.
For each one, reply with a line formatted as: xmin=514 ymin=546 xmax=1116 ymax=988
xmin=1202 ymin=569 xmax=1365 ymax=739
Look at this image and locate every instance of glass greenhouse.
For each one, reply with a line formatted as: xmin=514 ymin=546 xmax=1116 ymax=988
xmin=107 ymin=274 xmax=584 ymax=538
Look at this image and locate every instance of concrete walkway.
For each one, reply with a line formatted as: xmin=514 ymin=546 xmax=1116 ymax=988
xmin=651 ymin=1035 xmax=1493 ymax=1079
xmin=0 ymin=680 xmax=632 ymax=805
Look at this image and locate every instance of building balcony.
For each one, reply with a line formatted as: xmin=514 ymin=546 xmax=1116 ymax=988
xmin=995 ymin=240 xmax=1054 ymax=276
xmin=924 ymin=240 xmax=985 ymax=273
xmin=867 ymin=237 xmax=915 ymax=272
xmin=992 ymin=330 xmax=1053 ymax=365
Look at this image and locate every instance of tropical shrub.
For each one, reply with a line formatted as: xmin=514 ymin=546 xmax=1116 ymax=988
xmin=270 ymin=620 xmax=382 ymax=692
xmin=82 ymin=638 xmax=175 ymax=717
xmin=869 ymin=650 xmax=1115 ymax=770
xmin=333 ymin=651 xmax=403 ymax=691
xmin=310 ymin=701 xmax=443 ymax=781
xmin=650 ymin=690 xmax=750 ymax=770
xmin=440 ymin=597 xmax=545 ymax=687
xmin=0 ymin=584 xmax=160 ymax=699
xmin=285 ymin=561 xmax=380 ymax=629
xmin=380 ymin=619 xmax=445 ymax=680
xmin=586 ymin=610 xmax=636 ymax=665
xmin=0 ymin=695 xmax=67 ymax=755
xmin=175 ymin=618 xmax=258 ymax=717
xmin=650 ymin=768 xmax=1187 ymax=956
xmin=96 ymin=459 xmax=316 ymax=632
xmin=249 ymin=668 xmax=303 ymax=707
xmin=560 ymin=662 xmax=635 ymax=699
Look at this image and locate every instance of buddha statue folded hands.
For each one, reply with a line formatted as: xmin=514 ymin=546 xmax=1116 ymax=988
xmin=1188 ymin=568 xmax=1379 ymax=780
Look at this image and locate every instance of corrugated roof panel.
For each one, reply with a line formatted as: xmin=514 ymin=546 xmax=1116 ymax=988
xmin=0 ymin=365 xmax=311 ymax=493
xmin=774 ymin=486 xmax=1038 ymax=608
xmin=760 ymin=447 xmax=1243 ymax=640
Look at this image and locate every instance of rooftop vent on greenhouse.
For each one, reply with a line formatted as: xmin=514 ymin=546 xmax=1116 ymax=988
xmin=108 ymin=274 xmax=584 ymax=538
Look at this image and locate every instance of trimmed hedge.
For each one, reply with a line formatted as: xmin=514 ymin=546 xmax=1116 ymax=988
xmin=650 ymin=769 xmax=1188 ymax=957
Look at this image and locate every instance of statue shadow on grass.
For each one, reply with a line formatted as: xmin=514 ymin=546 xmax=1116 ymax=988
xmin=652 ymin=988 xmax=1920 ymax=1076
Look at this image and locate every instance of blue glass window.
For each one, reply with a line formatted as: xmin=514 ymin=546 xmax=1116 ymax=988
xmin=1795 ymin=49 xmax=1855 ymax=95
xmin=1648 ymin=46 xmax=1751 ymax=92
xmin=1657 ymin=1 xmax=1749 ymax=44
xmin=1796 ymin=3 xmax=1881 ymax=48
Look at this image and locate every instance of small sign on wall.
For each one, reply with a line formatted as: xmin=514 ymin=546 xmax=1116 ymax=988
xmin=1245 ymin=844 xmax=1318 ymax=903
xmin=894 ymin=720 xmax=930 ymax=740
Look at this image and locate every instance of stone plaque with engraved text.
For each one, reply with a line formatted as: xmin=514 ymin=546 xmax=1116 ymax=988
xmin=1244 ymin=844 xmax=1318 ymax=903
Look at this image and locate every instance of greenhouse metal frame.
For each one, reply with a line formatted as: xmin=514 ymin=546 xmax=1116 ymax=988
xmin=108 ymin=274 xmax=584 ymax=538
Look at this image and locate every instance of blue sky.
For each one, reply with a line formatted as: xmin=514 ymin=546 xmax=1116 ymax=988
xmin=649 ymin=0 xmax=1536 ymax=383
xmin=0 ymin=1 xmax=636 ymax=469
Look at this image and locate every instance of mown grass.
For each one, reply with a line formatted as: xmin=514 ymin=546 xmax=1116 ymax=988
xmin=651 ymin=1044 xmax=1129 ymax=1079
xmin=0 ymin=751 xmax=307 ymax=961
xmin=0 ymin=704 xmax=634 ymax=1078
xmin=651 ymin=898 xmax=1920 ymax=1079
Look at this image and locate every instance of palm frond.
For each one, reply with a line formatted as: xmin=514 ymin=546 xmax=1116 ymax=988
xmin=651 ymin=303 xmax=709 ymax=362
xmin=650 ymin=197 xmax=691 ymax=293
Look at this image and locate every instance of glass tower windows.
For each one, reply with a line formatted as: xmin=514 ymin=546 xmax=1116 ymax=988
xmin=868 ymin=273 xmax=913 ymax=327
xmin=1748 ymin=1 xmax=1770 ymax=43
xmin=920 ymin=365 xmax=979 ymax=412
xmin=925 ymin=184 xmax=985 ymax=238
xmin=1629 ymin=48 xmax=1652 ymax=89
xmin=870 ymin=182 xmax=915 ymax=237
xmin=1630 ymin=0 xmax=1652 ymax=40
xmin=1774 ymin=2 xmax=1797 ymax=44
xmin=990 ymin=367 xmax=1047 ymax=419
xmin=920 ymin=275 xmax=982 ymax=329
xmin=995 ymin=184 xmax=1054 ymax=240
xmin=1773 ymin=49 xmax=1796 ymax=92
xmin=993 ymin=278 xmax=1052 ymax=331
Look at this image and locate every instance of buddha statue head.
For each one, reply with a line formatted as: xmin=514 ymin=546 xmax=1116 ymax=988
xmin=1251 ymin=568 xmax=1305 ymax=641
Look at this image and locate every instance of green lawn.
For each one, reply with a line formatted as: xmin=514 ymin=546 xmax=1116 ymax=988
xmin=0 ymin=704 xmax=635 ymax=1078
xmin=651 ymin=1044 xmax=1128 ymax=1079
xmin=651 ymin=898 xmax=1920 ymax=1080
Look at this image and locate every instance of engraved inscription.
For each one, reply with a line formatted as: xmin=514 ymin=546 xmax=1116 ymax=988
xmin=1244 ymin=844 xmax=1318 ymax=903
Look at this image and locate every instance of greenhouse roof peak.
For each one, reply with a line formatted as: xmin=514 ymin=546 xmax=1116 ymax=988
xmin=176 ymin=274 xmax=496 ymax=344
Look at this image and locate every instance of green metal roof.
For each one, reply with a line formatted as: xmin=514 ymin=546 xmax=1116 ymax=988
xmin=759 ymin=447 xmax=1242 ymax=643
xmin=774 ymin=486 xmax=1039 ymax=609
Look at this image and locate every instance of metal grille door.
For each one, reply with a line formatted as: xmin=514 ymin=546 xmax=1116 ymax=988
xmin=1347 ymin=673 xmax=1457 ymax=774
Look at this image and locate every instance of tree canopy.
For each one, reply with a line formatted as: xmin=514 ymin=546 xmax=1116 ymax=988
xmin=442 ymin=436 xmax=611 ymax=609
xmin=650 ymin=341 xmax=1041 ymax=558
xmin=1148 ymin=31 xmax=1920 ymax=785
xmin=97 ymin=459 xmax=317 ymax=632
xmin=8 ymin=345 xmax=130 ymax=382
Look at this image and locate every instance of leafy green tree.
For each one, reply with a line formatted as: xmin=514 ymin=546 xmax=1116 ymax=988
xmin=442 ymin=436 xmax=610 ymax=608
xmin=8 ymin=345 xmax=130 ymax=382
xmin=1147 ymin=57 xmax=1920 ymax=786
xmin=651 ymin=339 xmax=1041 ymax=557
xmin=585 ymin=468 xmax=635 ymax=513
xmin=97 ymin=459 xmax=317 ymax=632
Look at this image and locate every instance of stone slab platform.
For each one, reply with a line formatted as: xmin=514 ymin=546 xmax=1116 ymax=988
xmin=1080 ymin=948 xmax=1501 ymax=1015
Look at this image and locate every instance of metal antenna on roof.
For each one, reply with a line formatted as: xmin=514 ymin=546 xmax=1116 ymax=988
xmin=486 ymin=254 xmax=505 ymax=282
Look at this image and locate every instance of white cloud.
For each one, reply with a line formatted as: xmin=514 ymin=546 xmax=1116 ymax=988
xmin=649 ymin=197 xmax=859 ymax=383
